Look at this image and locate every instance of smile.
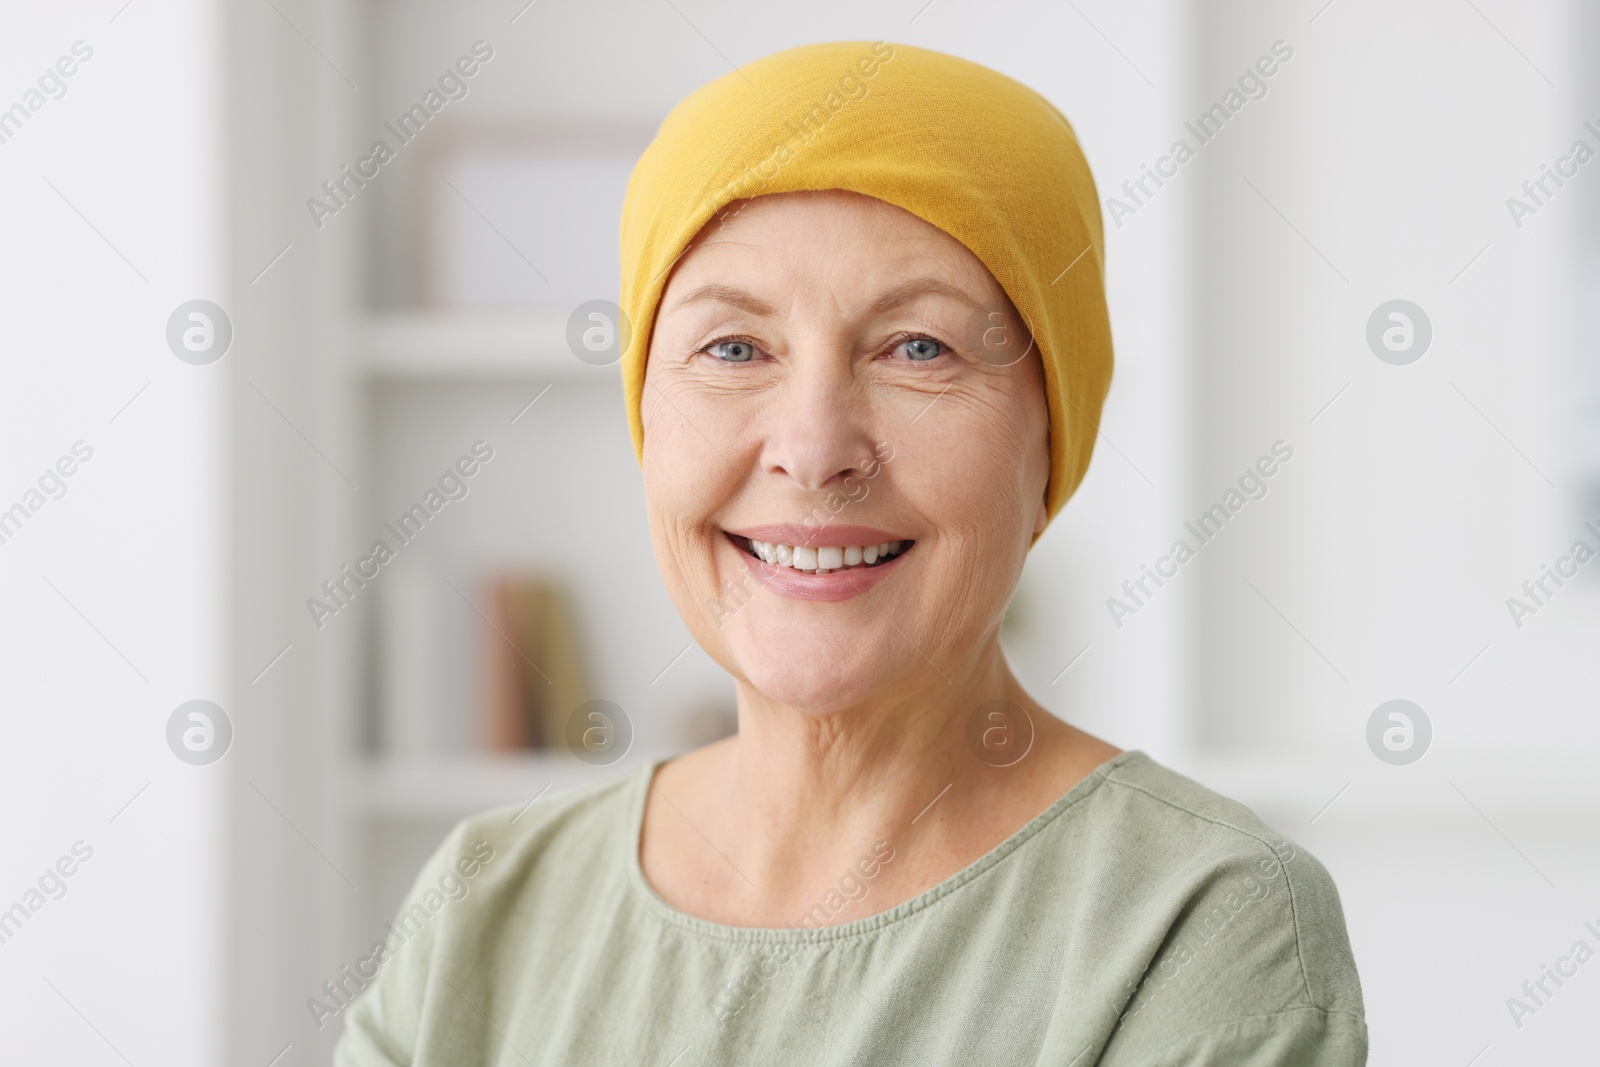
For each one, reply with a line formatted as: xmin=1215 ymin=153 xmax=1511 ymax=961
xmin=740 ymin=536 xmax=908 ymax=574
xmin=723 ymin=525 xmax=915 ymax=602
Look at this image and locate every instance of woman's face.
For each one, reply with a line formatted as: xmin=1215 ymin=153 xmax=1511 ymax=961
xmin=641 ymin=191 xmax=1051 ymax=713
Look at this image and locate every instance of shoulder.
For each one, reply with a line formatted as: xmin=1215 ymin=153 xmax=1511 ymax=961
xmin=411 ymin=765 xmax=647 ymax=935
xmin=448 ymin=765 xmax=644 ymax=879
xmin=1072 ymin=753 xmax=1367 ymax=1062
xmin=333 ymin=767 xmax=646 ymax=1064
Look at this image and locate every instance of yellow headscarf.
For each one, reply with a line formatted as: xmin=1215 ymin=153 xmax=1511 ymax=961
xmin=618 ymin=40 xmax=1113 ymax=531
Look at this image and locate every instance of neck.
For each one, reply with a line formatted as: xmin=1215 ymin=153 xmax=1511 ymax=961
xmin=640 ymin=633 xmax=1118 ymax=928
xmin=721 ymin=637 xmax=1027 ymax=865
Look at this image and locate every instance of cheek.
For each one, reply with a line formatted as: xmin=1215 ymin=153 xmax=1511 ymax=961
xmin=641 ymin=356 xmax=759 ymax=465
xmin=640 ymin=370 xmax=751 ymax=596
xmin=642 ymin=453 xmax=732 ymax=661
xmin=641 ymin=361 xmax=717 ymax=497
xmin=642 ymin=431 xmax=715 ymax=567
xmin=898 ymin=374 xmax=1045 ymax=615
xmin=909 ymin=378 xmax=1044 ymax=531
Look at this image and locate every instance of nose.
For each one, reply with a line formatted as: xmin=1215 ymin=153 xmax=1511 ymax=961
xmin=759 ymin=343 xmax=878 ymax=494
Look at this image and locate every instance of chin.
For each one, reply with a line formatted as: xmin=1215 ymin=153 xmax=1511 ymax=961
xmin=724 ymin=614 xmax=914 ymax=714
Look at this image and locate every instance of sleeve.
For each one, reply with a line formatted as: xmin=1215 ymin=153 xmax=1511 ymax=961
xmin=332 ymin=819 xmax=473 ymax=1067
xmin=1136 ymin=1007 xmax=1368 ymax=1066
xmin=1097 ymin=831 xmax=1368 ymax=1067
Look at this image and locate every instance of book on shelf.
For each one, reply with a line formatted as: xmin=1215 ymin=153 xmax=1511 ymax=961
xmin=379 ymin=562 xmax=589 ymax=755
xmin=485 ymin=574 xmax=588 ymax=751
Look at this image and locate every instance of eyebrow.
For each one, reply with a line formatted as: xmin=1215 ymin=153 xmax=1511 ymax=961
xmin=669 ymin=284 xmax=775 ymax=317
xmin=863 ymin=277 xmax=986 ymax=316
xmin=669 ymin=277 xmax=986 ymax=319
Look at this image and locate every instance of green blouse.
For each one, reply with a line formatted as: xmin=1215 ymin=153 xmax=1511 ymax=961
xmin=334 ymin=750 xmax=1366 ymax=1065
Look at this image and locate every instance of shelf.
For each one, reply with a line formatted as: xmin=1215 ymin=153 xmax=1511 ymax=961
xmin=354 ymin=311 xmax=625 ymax=381
xmin=1173 ymin=744 xmax=1600 ymax=822
xmin=351 ymin=747 xmax=679 ymax=819
xmin=352 ymin=743 xmax=1600 ymax=822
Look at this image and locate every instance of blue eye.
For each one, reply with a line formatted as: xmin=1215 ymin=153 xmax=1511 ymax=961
xmin=900 ymin=337 xmax=944 ymax=361
xmin=707 ymin=340 xmax=756 ymax=362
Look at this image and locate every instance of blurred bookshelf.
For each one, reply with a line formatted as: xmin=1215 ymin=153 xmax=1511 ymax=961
xmin=307 ymin=81 xmax=720 ymax=992
xmin=355 ymin=311 xmax=606 ymax=379
xmin=333 ymin=322 xmax=722 ymax=972
xmin=341 ymin=320 xmax=714 ymax=890
xmin=351 ymin=747 xmax=674 ymax=819
xmin=325 ymin=295 xmax=732 ymax=1022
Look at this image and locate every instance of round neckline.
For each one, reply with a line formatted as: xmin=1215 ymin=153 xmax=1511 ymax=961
xmin=624 ymin=747 xmax=1145 ymax=945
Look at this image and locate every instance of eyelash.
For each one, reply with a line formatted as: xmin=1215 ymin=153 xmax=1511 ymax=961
xmin=697 ymin=332 xmax=953 ymax=364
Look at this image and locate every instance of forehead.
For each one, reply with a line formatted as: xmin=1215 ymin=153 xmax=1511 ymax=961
xmin=664 ymin=191 xmax=1006 ymax=308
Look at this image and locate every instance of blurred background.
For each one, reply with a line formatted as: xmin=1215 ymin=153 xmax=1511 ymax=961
xmin=2 ymin=0 xmax=1597 ymax=1062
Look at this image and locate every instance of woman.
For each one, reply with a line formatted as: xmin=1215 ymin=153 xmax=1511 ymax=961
xmin=337 ymin=41 xmax=1366 ymax=1065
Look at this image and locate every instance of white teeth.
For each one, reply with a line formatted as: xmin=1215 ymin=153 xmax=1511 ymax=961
xmin=744 ymin=537 xmax=907 ymax=573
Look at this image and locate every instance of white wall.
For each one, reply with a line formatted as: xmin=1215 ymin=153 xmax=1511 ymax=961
xmin=0 ymin=2 xmax=223 ymax=1065
xmin=1188 ymin=0 xmax=1596 ymax=756
xmin=1179 ymin=2 xmax=1600 ymax=1060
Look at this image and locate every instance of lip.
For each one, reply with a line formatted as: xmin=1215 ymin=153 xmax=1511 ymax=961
xmin=724 ymin=524 xmax=912 ymax=548
xmin=723 ymin=527 xmax=913 ymax=603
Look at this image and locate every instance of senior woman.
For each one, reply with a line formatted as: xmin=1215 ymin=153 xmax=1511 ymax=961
xmin=336 ymin=42 xmax=1366 ymax=1066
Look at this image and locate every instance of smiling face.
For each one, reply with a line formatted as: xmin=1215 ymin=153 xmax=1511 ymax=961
xmin=640 ymin=190 xmax=1051 ymax=714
